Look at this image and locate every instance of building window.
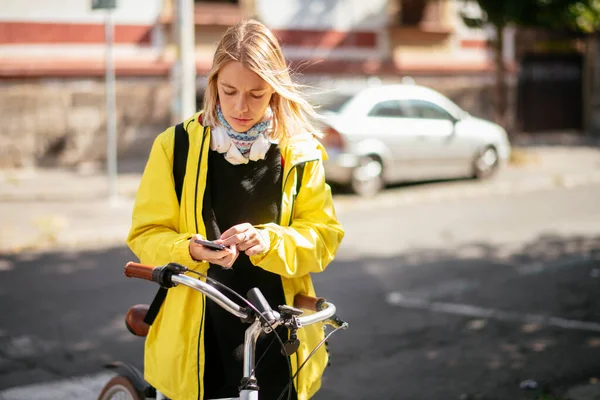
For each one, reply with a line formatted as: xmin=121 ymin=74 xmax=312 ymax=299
xmin=194 ymin=0 xmax=238 ymax=3
xmin=399 ymin=0 xmax=442 ymax=26
xmin=401 ymin=0 xmax=425 ymax=25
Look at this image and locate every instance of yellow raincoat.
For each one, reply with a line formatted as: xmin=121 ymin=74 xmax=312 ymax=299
xmin=127 ymin=112 xmax=344 ymax=400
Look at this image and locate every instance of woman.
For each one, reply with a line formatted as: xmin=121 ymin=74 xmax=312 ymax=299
xmin=127 ymin=19 xmax=344 ymax=400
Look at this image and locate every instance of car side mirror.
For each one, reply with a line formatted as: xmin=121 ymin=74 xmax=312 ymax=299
xmin=450 ymin=111 xmax=468 ymax=125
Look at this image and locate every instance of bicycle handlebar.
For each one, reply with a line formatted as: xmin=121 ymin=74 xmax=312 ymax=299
xmin=124 ymin=261 xmax=155 ymax=281
xmin=124 ymin=262 xmax=341 ymax=328
xmin=294 ymin=293 xmax=326 ymax=312
xmin=173 ymin=274 xmax=250 ymax=319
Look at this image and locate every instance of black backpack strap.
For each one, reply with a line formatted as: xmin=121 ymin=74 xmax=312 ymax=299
xmin=144 ymin=122 xmax=190 ymax=326
xmin=296 ymin=163 xmax=305 ymax=195
xmin=173 ymin=122 xmax=189 ymax=204
xmin=143 ymin=287 xmax=168 ymax=325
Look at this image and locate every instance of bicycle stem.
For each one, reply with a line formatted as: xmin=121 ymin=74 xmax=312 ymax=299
xmin=243 ymin=320 xmax=263 ymax=379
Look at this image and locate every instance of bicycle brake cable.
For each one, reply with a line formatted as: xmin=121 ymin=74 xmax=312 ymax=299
xmin=251 ymin=335 xmax=277 ymax=375
xmin=185 ymin=268 xmax=294 ymax=400
xmin=275 ymin=325 xmax=346 ymax=400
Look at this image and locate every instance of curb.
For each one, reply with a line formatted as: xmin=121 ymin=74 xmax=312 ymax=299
xmin=0 ymin=180 xmax=141 ymax=202
xmin=2 ymin=170 xmax=600 ymax=204
xmin=0 ymin=168 xmax=142 ymax=202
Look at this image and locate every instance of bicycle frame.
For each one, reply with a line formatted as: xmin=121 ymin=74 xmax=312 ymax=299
xmin=156 ymin=321 xmax=264 ymax=400
xmin=156 ymin=391 xmax=252 ymax=400
xmin=156 ymin=394 xmax=250 ymax=400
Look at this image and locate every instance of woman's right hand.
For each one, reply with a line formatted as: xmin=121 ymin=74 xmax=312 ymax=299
xmin=189 ymin=234 xmax=239 ymax=268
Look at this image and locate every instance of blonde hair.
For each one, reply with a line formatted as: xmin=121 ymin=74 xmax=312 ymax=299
xmin=202 ymin=19 xmax=319 ymax=139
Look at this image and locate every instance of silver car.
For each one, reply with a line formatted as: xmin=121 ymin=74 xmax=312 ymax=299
xmin=318 ymin=84 xmax=511 ymax=196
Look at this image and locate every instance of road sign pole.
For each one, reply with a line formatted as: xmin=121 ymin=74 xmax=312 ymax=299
xmin=105 ymin=9 xmax=118 ymax=204
xmin=174 ymin=0 xmax=196 ymax=121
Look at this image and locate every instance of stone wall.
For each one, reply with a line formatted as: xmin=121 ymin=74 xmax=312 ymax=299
xmin=0 ymin=78 xmax=172 ymax=169
xmin=0 ymin=73 xmax=521 ymax=170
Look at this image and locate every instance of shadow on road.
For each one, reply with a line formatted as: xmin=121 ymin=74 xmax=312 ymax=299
xmin=313 ymin=233 xmax=600 ymax=400
xmin=0 ymin=246 xmax=151 ymax=389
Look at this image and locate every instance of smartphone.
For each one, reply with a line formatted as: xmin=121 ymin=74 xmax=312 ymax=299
xmin=194 ymin=238 xmax=226 ymax=251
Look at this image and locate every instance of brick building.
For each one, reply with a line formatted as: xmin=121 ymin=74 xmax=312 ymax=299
xmin=0 ymin=0 xmax=513 ymax=168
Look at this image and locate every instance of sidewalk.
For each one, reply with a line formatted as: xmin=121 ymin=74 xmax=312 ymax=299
xmin=1 ymin=145 xmax=599 ymax=254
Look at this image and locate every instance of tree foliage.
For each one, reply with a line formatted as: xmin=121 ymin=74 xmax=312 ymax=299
xmin=565 ymin=0 xmax=600 ymax=33
xmin=461 ymin=0 xmax=600 ymax=33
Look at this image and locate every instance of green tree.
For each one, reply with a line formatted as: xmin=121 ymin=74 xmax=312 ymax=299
xmin=461 ymin=0 xmax=600 ymax=131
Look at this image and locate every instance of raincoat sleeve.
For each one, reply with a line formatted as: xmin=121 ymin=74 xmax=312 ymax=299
xmin=126 ymin=129 xmax=207 ymax=272
xmin=250 ymin=157 xmax=344 ymax=278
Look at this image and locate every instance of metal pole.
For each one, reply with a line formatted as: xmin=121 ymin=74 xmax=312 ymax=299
xmin=176 ymin=0 xmax=196 ymax=121
xmin=105 ymin=9 xmax=118 ymax=203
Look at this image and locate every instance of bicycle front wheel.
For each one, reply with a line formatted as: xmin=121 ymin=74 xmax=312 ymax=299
xmin=97 ymin=375 xmax=144 ymax=400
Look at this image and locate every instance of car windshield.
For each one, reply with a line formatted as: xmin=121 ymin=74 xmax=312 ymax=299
xmin=318 ymin=94 xmax=353 ymax=114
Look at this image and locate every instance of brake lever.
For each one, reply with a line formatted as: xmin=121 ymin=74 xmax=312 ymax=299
xmin=165 ymin=263 xmax=188 ymax=274
xmin=156 ymin=263 xmax=188 ymax=288
xmin=328 ymin=315 xmax=349 ymax=330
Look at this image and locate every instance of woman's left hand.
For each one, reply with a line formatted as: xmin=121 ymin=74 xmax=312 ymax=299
xmin=220 ymin=223 xmax=268 ymax=256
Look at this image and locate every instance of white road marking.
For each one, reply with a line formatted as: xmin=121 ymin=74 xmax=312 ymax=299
xmin=1 ymin=335 xmax=60 ymax=358
xmin=387 ymin=292 xmax=600 ymax=333
xmin=0 ymin=372 xmax=114 ymax=400
xmin=387 ymin=279 xmax=478 ymax=300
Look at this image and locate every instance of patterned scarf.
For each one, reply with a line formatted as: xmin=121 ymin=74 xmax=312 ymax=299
xmin=216 ymin=103 xmax=272 ymax=158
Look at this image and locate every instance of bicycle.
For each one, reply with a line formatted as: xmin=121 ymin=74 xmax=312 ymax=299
xmin=97 ymin=261 xmax=348 ymax=400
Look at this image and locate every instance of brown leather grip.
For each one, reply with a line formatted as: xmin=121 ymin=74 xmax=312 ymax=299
xmin=294 ymin=293 xmax=326 ymax=311
xmin=125 ymin=304 xmax=150 ymax=337
xmin=124 ymin=261 xmax=155 ymax=281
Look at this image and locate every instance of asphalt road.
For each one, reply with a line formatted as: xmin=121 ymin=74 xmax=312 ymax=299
xmin=1 ymin=183 xmax=599 ymax=400
xmin=315 ymin=183 xmax=600 ymax=400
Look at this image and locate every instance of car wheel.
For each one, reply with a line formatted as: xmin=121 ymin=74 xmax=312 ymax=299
xmin=350 ymin=156 xmax=384 ymax=197
xmin=472 ymin=146 xmax=499 ymax=179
